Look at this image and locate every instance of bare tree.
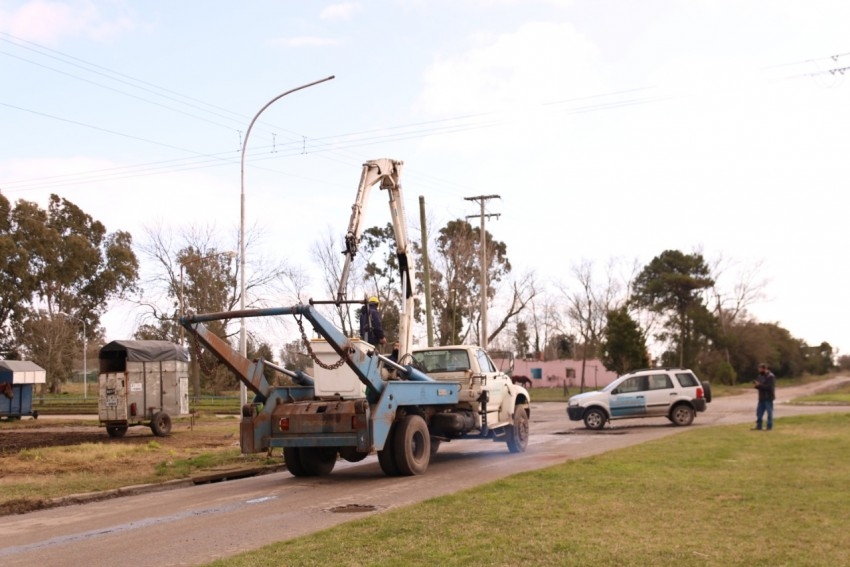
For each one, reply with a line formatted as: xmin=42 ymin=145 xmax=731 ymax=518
xmin=557 ymin=259 xmax=625 ymax=391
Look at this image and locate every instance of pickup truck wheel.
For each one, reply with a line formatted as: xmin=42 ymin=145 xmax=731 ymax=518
xmin=106 ymin=425 xmax=128 ymax=438
xmin=583 ymin=408 xmax=607 ymax=430
xmin=284 ymin=447 xmax=310 ymax=477
xmin=393 ymin=414 xmax=431 ymax=476
xmin=299 ymin=447 xmax=337 ymax=476
xmin=506 ymin=406 xmax=529 ymax=453
xmin=670 ymin=405 xmax=695 ymax=426
xmin=150 ymin=412 xmax=172 ymax=437
xmin=378 ymin=423 xmax=402 ymax=476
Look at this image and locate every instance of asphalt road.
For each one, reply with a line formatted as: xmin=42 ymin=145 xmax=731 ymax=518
xmin=2 ymin=378 xmax=847 ymax=567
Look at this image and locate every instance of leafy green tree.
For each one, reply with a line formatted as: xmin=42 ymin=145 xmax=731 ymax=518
xmin=14 ymin=195 xmax=138 ymax=329
xmin=418 ymin=219 xmax=510 ymax=346
xmin=601 ymin=307 xmax=649 ymax=375
xmin=0 ymin=192 xmax=32 ymax=355
xmin=631 ymin=250 xmax=714 ymax=369
xmin=514 ymin=320 xmax=531 ymax=359
xmin=803 ymin=342 xmax=834 ymax=375
xmin=544 ymin=333 xmax=573 ymax=360
xmin=3 ymin=194 xmax=138 ymax=390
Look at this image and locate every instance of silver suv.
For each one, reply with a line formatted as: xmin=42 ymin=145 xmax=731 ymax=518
xmin=566 ymin=368 xmax=711 ymax=429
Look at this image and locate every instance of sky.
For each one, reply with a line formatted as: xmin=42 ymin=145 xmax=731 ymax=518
xmin=1 ymin=0 xmax=848 ymax=358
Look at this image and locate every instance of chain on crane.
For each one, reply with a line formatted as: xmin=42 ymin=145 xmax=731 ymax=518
xmin=296 ymin=314 xmax=349 ymax=370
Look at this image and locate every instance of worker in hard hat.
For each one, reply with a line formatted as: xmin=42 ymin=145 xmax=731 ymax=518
xmin=359 ymin=296 xmax=386 ymax=347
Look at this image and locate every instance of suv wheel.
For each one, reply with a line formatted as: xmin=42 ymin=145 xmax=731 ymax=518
xmin=670 ymin=405 xmax=695 ymax=426
xmin=583 ymin=408 xmax=607 ymax=430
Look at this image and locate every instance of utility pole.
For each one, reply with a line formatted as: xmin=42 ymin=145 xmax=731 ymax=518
xmin=464 ymin=194 xmax=500 ymax=349
xmin=419 ymin=196 xmax=434 ymax=347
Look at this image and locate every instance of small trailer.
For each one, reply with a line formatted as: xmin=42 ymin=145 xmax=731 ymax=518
xmin=0 ymin=360 xmax=46 ymax=420
xmin=97 ymin=340 xmax=189 ymax=437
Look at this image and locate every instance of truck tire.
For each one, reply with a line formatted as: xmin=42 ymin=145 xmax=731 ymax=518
xmin=339 ymin=446 xmax=369 ymax=463
xmin=393 ymin=414 xmax=431 ymax=476
xmin=106 ymin=425 xmax=128 ymax=438
xmin=506 ymin=406 xmax=529 ymax=453
xmin=150 ymin=412 xmax=172 ymax=437
xmin=378 ymin=423 xmax=402 ymax=476
xmin=283 ymin=447 xmax=310 ymax=477
xmin=583 ymin=408 xmax=607 ymax=430
xmin=299 ymin=447 xmax=337 ymax=476
xmin=429 ymin=438 xmax=441 ymax=457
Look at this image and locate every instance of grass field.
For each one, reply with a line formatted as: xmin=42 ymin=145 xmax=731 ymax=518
xmin=208 ymin=412 xmax=850 ymax=567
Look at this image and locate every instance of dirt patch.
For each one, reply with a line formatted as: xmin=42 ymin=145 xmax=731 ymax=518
xmin=1 ymin=416 xmax=254 ymax=516
xmin=1 ymin=421 xmax=238 ymax=454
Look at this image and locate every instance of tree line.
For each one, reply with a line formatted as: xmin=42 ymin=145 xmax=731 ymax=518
xmin=2 ymin=191 xmax=842 ymax=395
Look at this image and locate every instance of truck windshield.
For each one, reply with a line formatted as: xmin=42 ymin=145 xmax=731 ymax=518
xmin=411 ymin=349 xmax=470 ymax=373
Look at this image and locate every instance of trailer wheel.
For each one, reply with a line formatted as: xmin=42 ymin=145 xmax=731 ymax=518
xmin=506 ymin=405 xmax=529 ymax=453
xmin=393 ymin=414 xmax=431 ymax=476
xmin=283 ymin=447 xmax=310 ymax=477
xmin=150 ymin=412 xmax=172 ymax=437
xmin=299 ymin=447 xmax=337 ymax=476
xmin=378 ymin=423 xmax=402 ymax=476
xmin=106 ymin=425 xmax=128 ymax=438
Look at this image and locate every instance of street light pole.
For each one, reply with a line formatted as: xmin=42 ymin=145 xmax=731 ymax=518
xmin=58 ymin=312 xmax=86 ymax=399
xmin=239 ymin=75 xmax=335 ymax=407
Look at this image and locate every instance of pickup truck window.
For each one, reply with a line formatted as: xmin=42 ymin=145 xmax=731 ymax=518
xmin=476 ymin=349 xmax=496 ymax=373
xmin=412 ymin=349 xmax=470 ymax=373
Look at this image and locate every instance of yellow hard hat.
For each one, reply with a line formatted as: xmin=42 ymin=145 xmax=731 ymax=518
xmin=368 ymin=296 xmax=380 ymax=304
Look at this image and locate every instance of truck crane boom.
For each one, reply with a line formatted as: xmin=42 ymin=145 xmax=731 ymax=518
xmin=336 ymin=159 xmax=413 ymax=358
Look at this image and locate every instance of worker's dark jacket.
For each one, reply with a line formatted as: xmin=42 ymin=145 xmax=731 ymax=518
xmin=755 ymin=371 xmax=776 ymax=401
xmin=359 ymin=304 xmax=385 ymax=345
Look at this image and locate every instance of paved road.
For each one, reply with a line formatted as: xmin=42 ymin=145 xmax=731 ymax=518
xmin=2 ymin=378 xmax=847 ymax=566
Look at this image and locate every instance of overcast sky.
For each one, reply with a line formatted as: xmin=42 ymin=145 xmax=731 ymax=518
xmin=1 ymin=1 xmax=848 ymax=357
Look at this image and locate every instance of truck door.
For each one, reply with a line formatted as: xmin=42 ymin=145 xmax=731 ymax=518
xmin=475 ymin=349 xmax=505 ymax=423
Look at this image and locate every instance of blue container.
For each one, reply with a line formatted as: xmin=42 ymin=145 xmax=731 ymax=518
xmin=531 ymin=368 xmax=542 ymax=380
xmin=0 ymin=360 xmax=46 ymax=419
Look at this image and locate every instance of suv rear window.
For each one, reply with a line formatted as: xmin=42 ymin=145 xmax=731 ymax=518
xmin=675 ymin=372 xmax=699 ymax=387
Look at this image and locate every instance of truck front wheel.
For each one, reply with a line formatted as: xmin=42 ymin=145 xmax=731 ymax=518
xmin=378 ymin=423 xmax=401 ymax=476
xmin=393 ymin=414 xmax=431 ymax=476
xmin=506 ymin=406 xmax=529 ymax=453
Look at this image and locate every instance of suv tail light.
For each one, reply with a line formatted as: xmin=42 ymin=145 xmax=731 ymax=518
xmin=696 ymin=387 xmax=704 ymax=399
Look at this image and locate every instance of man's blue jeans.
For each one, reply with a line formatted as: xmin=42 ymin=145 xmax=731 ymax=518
xmin=756 ymin=400 xmax=774 ymax=430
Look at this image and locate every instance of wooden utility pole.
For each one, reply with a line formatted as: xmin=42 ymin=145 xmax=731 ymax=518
xmin=419 ymin=196 xmax=434 ymax=346
xmin=464 ymin=194 xmax=500 ymax=349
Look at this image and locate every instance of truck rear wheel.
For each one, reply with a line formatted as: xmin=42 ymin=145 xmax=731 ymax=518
xmin=393 ymin=414 xmax=430 ymax=476
xmin=283 ymin=447 xmax=309 ymax=477
xmin=299 ymin=447 xmax=337 ymax=476
xmin=506 ymin=406 xmax=529 ymax=453
xmin=339 ymin=446 xmax=369 ymax=463
xmin=150 ymin=412 xmax=172 ymax=437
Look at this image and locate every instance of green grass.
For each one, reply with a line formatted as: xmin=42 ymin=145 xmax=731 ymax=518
xmin=208 ymin=412 xmax=850 ymax=567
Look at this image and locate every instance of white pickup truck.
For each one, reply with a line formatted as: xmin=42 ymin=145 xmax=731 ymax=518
xmin=409 ymin=345 xmax=530 ymax=454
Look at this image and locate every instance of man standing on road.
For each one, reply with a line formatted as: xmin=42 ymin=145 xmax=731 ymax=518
xmin=753 ymin=363 xmax=776 ymax=430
